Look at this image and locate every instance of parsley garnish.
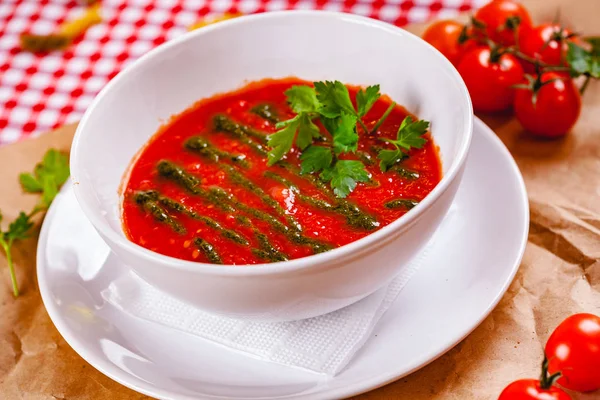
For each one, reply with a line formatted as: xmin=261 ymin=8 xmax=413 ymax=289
xmin=266 ymin=80 xmax=429 ymax=198
xmin=567 ymin=40 xmax=600 ymax=79
xmin=378 ymin=116 xmax=430 ymax=172
xmin=0 ymin=149 xmax=69 ymax=296
xmin=320 ymin=160 xmax=370 ymax=198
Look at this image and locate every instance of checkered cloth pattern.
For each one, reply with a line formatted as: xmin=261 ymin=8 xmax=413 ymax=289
xmin=0 ymin=0 xmax=485 ymax=145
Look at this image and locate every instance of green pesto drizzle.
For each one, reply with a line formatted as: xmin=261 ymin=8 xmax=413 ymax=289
xmin=213 ymin=114 xmax=268 ymax=150
xmin=156 ymin=161 xmax=331 ymax=254
xmin=193 ymin=238 xmax=223 ymax=264
xmin=253 ymin=231 xmax=288 ymax=262
xmin=384 ymin=199 xmax=419 ymax=210
xmin=137 ymin=190 xmax=248 ymax=245
xmin=263 ymin=171 xmax=379 ymax=231
xmin=391 ymin=166 xmax=420 ymax=180
xmin=185 ymin=141 xmax=302 ymax=231
xmin=250 ymin=103 xmax=279 ymax=123
xmin=133 ymin=191 xmax=186 ymax=234
xmin=185 ymin=137 xmax=250 ymax=168
xmin=356 ymin=151 xmax=374 ymax=166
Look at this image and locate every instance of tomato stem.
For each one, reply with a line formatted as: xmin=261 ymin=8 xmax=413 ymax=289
xmin=539 ymin=357 xmax=561 ymax=390
xmin=580 ymin=75 xmax=591 ymax=95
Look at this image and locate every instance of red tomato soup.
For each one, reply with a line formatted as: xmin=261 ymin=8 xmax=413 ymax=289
xmin=122 ymin=78 xmax=442 ymax=265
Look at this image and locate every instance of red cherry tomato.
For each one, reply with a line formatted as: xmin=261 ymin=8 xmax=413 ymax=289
xmin=498 ymin=379 xmax=571 ymax=400
xmin=457 ymin=46 xmax=524 ymax=112
xmin=422 ymin=20 xmax=477 ymax=67
xmin=545 ymin=313 xmax=600 ymax=392
xmin=514 ymin=72 xmax=581 ymax=138
xmin=519 ymin=23 xmax=574 ymax=71
xmin=474 ymin=0 xmax=533 ymax=46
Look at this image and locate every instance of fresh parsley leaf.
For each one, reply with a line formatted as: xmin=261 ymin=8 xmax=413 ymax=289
xmin=378 ymin=149 xmax=407 ymax=172
xmin=268 ymin=113 xmax=322 ymax=165
xmin=20 ymin=149 xmax=69 ymax=202
xmin=5 ymin=212 xmax=33 ymax=242
xmin=40 ymin=174 xmax=59 ymax=209
xmin=296 ymin=114 xmax=321 ymax=150
xmin=332 ymin=113 xmax=358 ymax=155
xmin=268 ymin=116 xmax=300 ymax=166
xmin=285 ymin=86 xmax=320 ymax=113
xmin=19 ymin=173 xmax=43 ymax=192
xmin=300 ymin=145 xmax=333 ymax=174
xmin=378 ymin=116 xmax=429 ymax=172
xmin=320 ymin=116 xmax=339 ymax=136
xmin=1 ymin=148 xmax=69 ymax=297
xmin=320 ymin=160 xmax=370 ymax=198
xmin=393 ymin=116 xmax=429 ymax=149
xmin=356 ymin=85 xmax=381 ymax=117
xmin=314 ymin=80 xmax=355 ymax=118
xmin=567 ymin=42 xmax=600 ymax=79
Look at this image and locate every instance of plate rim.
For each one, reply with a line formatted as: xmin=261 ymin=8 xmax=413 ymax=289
xmin=37 ymin=117 xmax=529 ymax=400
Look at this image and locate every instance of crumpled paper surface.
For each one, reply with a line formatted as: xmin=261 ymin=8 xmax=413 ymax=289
xmin=1 ymin=1 xmax=599 ymax=398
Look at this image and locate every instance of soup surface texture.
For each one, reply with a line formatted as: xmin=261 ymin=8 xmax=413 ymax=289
xmin=122 ymin=78 xmax=442 ymax=265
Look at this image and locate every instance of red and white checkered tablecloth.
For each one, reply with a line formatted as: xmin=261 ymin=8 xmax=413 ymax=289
xmin=0 ymin=0 xmax=485 ymax=145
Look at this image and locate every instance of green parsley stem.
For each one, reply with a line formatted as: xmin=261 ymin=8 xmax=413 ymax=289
xmin=370 ymin=102 xmax=396 ymax=135
xmin=357 ymin=118 xmax=370 ymax=135
xmin=0 ymin=239 xmax=18 ymax=297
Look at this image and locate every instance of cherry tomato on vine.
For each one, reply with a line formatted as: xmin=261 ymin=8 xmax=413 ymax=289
xmin=422 ymin=20 xmax=477 ymax=66
xmin=457 ymin=46 xmax=524 ymax=112
xmin=474 ymin=0 xmax=533 ymax=46
xmin=514 ymin=72 xmax=581 ymax=137
xmin=545 ymin=313 xmax=600 ymax=392
xmin=519 ymin=23 xmax=575 ymax=71
xmin=498 ymin=379 xmax=571 ymax=400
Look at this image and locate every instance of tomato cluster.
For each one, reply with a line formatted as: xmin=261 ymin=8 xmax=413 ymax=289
xmin=498 ymin=313 xmax=600 ymax=399
xmin=422 ymin=0 xmax=587 ymax=138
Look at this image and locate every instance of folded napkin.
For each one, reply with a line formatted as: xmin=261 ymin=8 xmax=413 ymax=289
xmin=52 ymin=184 xmax=452 ymax=376
xmin=101 ymin=213 xmax=454 ymax=376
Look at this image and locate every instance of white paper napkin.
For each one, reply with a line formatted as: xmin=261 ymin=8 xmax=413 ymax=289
xmin=52 ymin=184 xmax=452 ymax=376
xmin=101 ymin=216 xmax=453 ymax=376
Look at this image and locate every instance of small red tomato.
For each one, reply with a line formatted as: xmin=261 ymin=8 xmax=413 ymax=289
xmin=474 ymin=0 xmax=533 ymax=46
xmin=458 ymin=46 xmax=524 ymax=112
xmin=514 ymin=72 xmax=581 ymax=137
xmin=519 ymin=23 xmax=575 ymax=71
xmin=422 ymin=20 xmax=477 ymax=67
xmin=498 ymin=379 xmax=571 ymax=400
xmin=545 ymin=313 xmax=600 ymax=392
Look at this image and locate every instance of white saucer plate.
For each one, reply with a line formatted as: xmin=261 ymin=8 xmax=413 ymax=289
xmin=37 ymin=118 xmax=529 ymax=400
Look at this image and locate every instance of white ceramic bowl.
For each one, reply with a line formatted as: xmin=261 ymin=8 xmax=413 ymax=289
xmin=71 ymin=11 xmax=473 ymax=322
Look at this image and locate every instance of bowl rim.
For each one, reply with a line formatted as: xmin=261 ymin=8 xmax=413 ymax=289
xmin=70 ymin=9 xmax=474 ymax=277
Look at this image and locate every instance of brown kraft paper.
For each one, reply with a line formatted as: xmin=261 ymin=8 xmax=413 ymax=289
xmin=1 ymin=0 xmax=599 ymax=398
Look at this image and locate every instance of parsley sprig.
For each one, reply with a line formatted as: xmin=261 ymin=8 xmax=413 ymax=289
xmin=378 ymin=117 xmax=430 ymax=172
xmin=0 ymin=149 xmax=69 ymax=296
xmin=266 ymin=81 xmax=429 ymax=198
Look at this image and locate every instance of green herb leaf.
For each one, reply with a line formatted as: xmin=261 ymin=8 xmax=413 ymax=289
xmin=356 ymin=85 xmax=381 ymax=117
xmin=332 ymin=113 xmax=358 ymax=155
xmin=19 ymin=173 xmax=43 ymax=192
xmin=392 ymin=116 xmax=429 ymax=150
xmin=377 ymin=116 xmax=429 ymax=172
xmin=378 ymin=149 xmax=406 ymax=172
xmin=567 ymin=42 xmax=600 ymax=79
xmin=5 ymin=212 xmax=33 ymax=242
xmin=40 ymin=175 xmax=59 ymax=209
xmin=268 ymin=116 xmax=300 ymax=166
xmin=320 ymin=116 xmax=339 ymax=135
xmin=314 ymin=80 xmax=355 ymax=118
xmin=320 ymin=160 xmax=370 ymax=198
xmin=300 ymin=145 xmax=333 ymax=174
xmin=285 ymin=85 xmax=320 ymax=113
xmin=296 ymin=114 xmax=321 ymax=150
xmin=19 ymin=149 xmax=69 ymax=201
